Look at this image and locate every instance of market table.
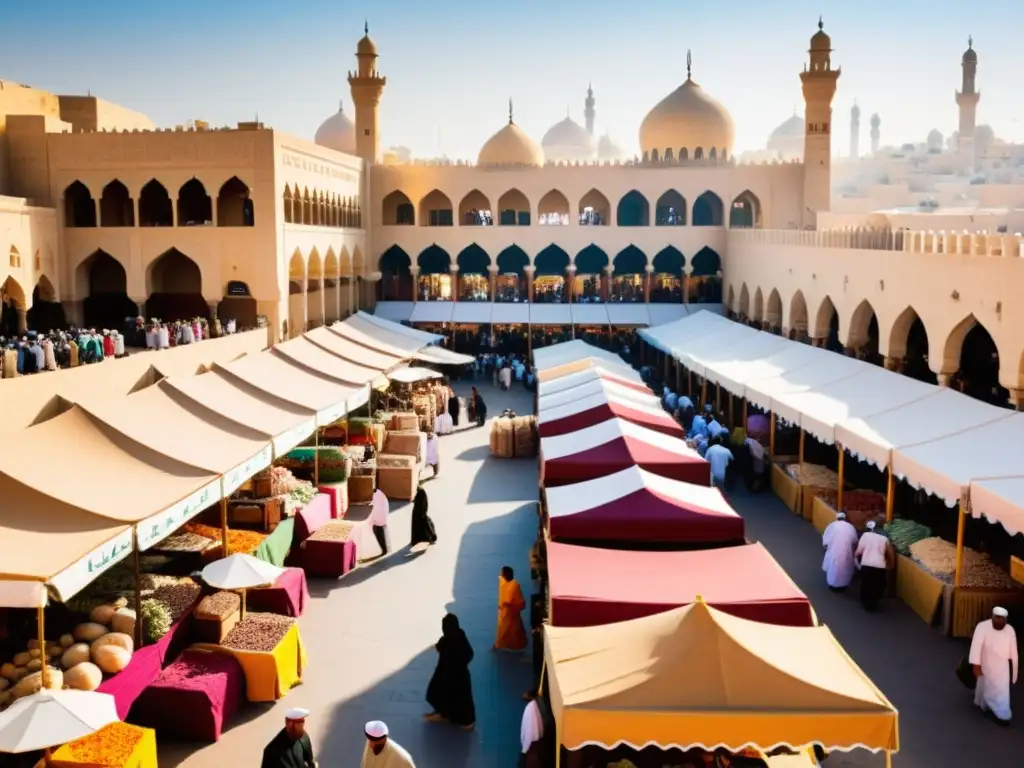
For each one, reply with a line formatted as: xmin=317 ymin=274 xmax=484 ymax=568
xmin=51 ymin=722 xmax=157 ymax=768
xmin=95 ymin=645 xmax=161 ymax=721
xmin=290 ymin=522 xmax=359 ymax=578
xmin=318 ymin=481 xmax=349 ymax=518
xmin=247 ymin=566 xmax=310 ymax=617
xmin=254 ymin=516 xmax=295 ymax=566
xmin=293 ymin=493 xmax=332 ymax=541
xmin=192 ymin=622 xmax=307 ymax=702
xmin=131 ymin=649 xmax=245 ymax=742
xmin=770 ymin=459 xmax=800 ymax=514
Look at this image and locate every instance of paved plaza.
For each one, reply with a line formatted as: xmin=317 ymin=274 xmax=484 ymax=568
xmin=159 ymin=382 xmax=1022 ymax=768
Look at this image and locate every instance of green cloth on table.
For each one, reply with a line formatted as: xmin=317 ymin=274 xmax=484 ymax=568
xmin=255 ymin=517 xmax=295 ymax=566
xmin=285 ymin=446 xmax=345 ymax=462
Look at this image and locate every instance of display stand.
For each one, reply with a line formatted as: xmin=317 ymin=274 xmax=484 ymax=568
xmin=318 ymin=481 xmax=349 ymax=518
xmin=952 ymin=587 xmax=1024 ymax=638
xmin=811 ymin=496 xmax=838 ymax=534
xmin=247 ymin=566 xmax=310 ymax=617
xmin=770 ymin=460 xmax=801 ymax=514
xmin=192 ymin=622 xmax=306 ymax=702
xmin=51 ymin=723 xmax=157 ymax=768
xmin=895 ymin=554 xmax=946 ymax=626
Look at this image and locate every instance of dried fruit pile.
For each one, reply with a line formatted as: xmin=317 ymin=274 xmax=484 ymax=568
xmin=308 ymin=521 xmax=355 ymax=542
xmin=183 ymin=522 xmax=267 ymax=555
xmin=153 ymin=531 xmax=218 ymax=553
xmin=784 ymin=462 xmax=840 ymax=489
xmin=196 ymin=591 xmax=241 ymax=620
xmin=148 ymin=581 xmax=202 ymax=623
xmin=910 ymin=537 xmax=1021 ymax=588
xmin=59 ymin=721 xmax=143 ymax=765
xmin=221 ymin=613 xmax=294 ymax=652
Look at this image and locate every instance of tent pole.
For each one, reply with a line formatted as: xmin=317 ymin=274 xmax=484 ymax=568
xmin=729 ymin=392 xmax=734 ymax=426
xmin=133 ymin=531 xmax=144 ymax=648
xmin=742 ymin=398 xmax=748 ymax=429
xmin=554 ymin=725 xmax=562 ymax=768
xmin=687 ymin=369 xmax=693 ymax=398
xmin=314 ymin=427 xmax=321 ymax=486
xmin=537 ymin=663 xmax=546 ymax=696
xmin=700 ymin=377 xmax=707 ymax=407
xmin=837 ymin=445 xmax=845 ymax=513
xmin=954 ymin=499 xmax=967 ymax=588
xmin=885 ymin=462 xmax=896 ymax=522
xmin=37 ymin=604 xmax=47 ymax=689
xmin=798 ymin=429 xmax=805 ymax=463
xmin=220 ymin=497 xmax=229 ymax=557
xmin=768 ymin=412 xmax=776 ymax=458
xmin=715 ymin=381 xmax=721 ymax=412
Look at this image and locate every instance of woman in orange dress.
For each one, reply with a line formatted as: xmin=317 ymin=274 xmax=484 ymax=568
xmin=493 ymin=566 xmax=528 ymax=651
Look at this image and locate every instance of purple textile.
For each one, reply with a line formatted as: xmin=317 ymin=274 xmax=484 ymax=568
xmin=246 ymin=566 xmax=310 ymax=617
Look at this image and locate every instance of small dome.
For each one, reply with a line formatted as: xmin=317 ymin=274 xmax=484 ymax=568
xmin=597 ymin=133 xmax=626 ymax=161
xmin=314 ymin=102 xmax=356 ymax=154
xmin=963 ymin=38 xmax=977 ymax=63
xmin=639 ymin=76 xmax=734 ymax=157
xmin=811 ymin=18 xmax=831 ymax=51
xmin=357 ymin=33 xmax=377 ymax=56
xmin=478 ymin=117 xmax=544 ymax=168
xmin=542 ymin=116 xmax=594 ymax=150
xmin=769 ymin=114 xmax=804 ymax=141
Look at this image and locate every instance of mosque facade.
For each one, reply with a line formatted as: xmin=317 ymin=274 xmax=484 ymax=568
xmin=0 ymin=21 xmax=1022 ymax=405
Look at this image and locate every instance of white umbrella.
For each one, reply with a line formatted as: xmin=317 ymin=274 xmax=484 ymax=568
xmin=0 ymin=689 xmax=119 ymax=753
xmin=201 ymin=553 xmax=285 ymax=590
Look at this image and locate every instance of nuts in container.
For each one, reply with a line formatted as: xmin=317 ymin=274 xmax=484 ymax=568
xmin=195 ymin=592 xmax=241 ymax=620
xmin=221 ymin=613 xmax=295 ymax=652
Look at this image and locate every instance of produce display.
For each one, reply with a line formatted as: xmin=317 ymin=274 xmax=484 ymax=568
xmin=280 ymin=447 xmax=350 ymax=483
xmin=784 ymin=462 xmax=840 ymax=489
xmin=909 ymin=537 xmax=1022 ymax=589
xmin=183 ymin=522 xmax=268 ymax=555
xmin=56 ymin=721 xmax=144 ymax=766
xmin=818 ymin=489 xmax=886 ymax=515
xmin=197 ymin=592 xmax=242 ymax=620
xmin=308 ymin=521 xmax=356 ymax=542
xmin=884 ymin=519 xmax=933 ymax=556
xmin=140 ymin=600 xmax=172 ymax=643
xmin=154 ymin=531 xmax=219 ymax=554
xmin=221 ymin=613 xmax=295 ymax=652
xmin=148 ymin=581 xmax=203 ymax=623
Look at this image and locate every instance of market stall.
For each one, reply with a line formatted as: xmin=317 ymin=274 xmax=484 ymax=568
xmin=300 ymin=326 xmax=405 ymax=372
xmin=533 ymin=339 xmax=630 ymax=372
xmin=544 ymin=465 xmax=740 ymax=545
xmin=540 ymin=418 xmax=709 ymax=488
xmin=538 ymin=391 xmax=683 ymax=439
xmin=539 ymin=378 xmax=661 ymax=412
xmin=273 ymin=336 xmax=387 ymax=385
xmin=536 ymin=366 xmax=648 ymax=398
xmin=542 ymin=601 xmax=899 ymax=767
xmin=537 ymin=357 xmax=636 ymax=384
xmin=546 ymin=541 xmax=812 ymax=627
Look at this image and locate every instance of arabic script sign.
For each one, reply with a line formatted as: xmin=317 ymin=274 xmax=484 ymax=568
xmin=137 ymin=480 xmax=220 ymax=552
xmin=50 ymin=528 xmax=135 ymax=602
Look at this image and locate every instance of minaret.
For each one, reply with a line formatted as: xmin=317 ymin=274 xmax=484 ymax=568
xmin=870 ymin=113 xmax=881 ymax=155
xmin=799 ymin=17 xmax=840 ymax=228
xmin=956 ymin=36 xmax=979 ymax=173
xmin=849 ymin=101 xmax=860 ymax=160
xmin=584 ymin=84 xmax=595 ymax=136
xmin=347 ymin=22 xmax=387 ymax=164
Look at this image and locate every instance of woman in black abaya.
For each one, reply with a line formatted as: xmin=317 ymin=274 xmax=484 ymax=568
xmin=425 ymin=613 xmax=476 ymax=729
xmin=409 ymin=484 xmax=437 ymax=550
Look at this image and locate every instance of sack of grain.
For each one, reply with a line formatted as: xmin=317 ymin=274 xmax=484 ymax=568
xmin=513 ymin=416 xmax=537 ymax=458
xmin=490 ymin=418 xmax=514 ymax=458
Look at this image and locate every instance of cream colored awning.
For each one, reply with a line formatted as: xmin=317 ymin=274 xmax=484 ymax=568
xmin=305 ymin=326 xmax=406 ymax=370
xmin=274 ymin=336 xmax=385 ymax=384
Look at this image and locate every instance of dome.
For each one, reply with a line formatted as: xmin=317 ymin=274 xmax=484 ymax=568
xmin=478 ymin=116 xmax=544 ymax=168
xmin=926 ymin=129 xmax=943 ymax=151
xmin=314 ymin=102 xmax=356 ymax=154
xmin=542 ymin=116 xmax=594 ymax=150
xmin=870 ymin=113 xmax=881 ymax=129
xmin=639 ymin=75 xmax=735 ymax=158
xmin=597 ymin=133 xmax=626 ymax=161
xmin=769 ymin=114 xmax=804 ymax=142
xmin=811 ymin=18 xmax=831 ymax=51
xmin=357 ymin=32 xmax=377 ymax=56
xmin=963 ymin=38 xmax=977 ymax=63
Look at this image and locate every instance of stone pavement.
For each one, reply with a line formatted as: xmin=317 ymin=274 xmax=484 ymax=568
xmin=161 ymin=382 xmax=536 ymax=768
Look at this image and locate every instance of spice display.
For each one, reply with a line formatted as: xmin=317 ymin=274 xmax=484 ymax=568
xmin=183 ymin=522 xmax=268 ymax=555
xmin=785 ymin=462 xmax=840 ymax=489
xmin=148 ymin=581 xmax=202 ymax=623
xmin=884 ymin=519 xmax=933 ymax=556
xmin=60 ymin=721 xmax=144 ymax=766
xmin=308 ymin=521 xmax=355 ymax=542
xmin=910 ymin=537 xmax=1021 ymax=589
xmin=153 ymin=531 xmax=219 ymax=553
xmin=221 ymin=612 xmax=295 ymax=652
xmin=289 ymin=485 xmax=317 ymax=506
xmin=196 ymin=591 xmax=241 ymax=620
xmin=141 ymin=599 xmax=172 ymax=644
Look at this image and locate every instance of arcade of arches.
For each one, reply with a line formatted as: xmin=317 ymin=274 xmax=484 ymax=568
xmin=728 ymin=285 xmax=1020 ymax=410
xmin=65 ymin=177 xmax=255 ymax=228
xmin=283 ymin=186 xmax=361 ymax=228
xmin=286 ymin=249 xmax=364 ymax=339
xmin=376 ymin=244 xmax=722 ymax=304
xmin=379 ymin=187 xmax=761 ymax=229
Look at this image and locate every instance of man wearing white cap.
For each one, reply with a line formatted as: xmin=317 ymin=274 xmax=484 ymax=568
xmin=821 ymin=512 xmax=858 ymax=592
xmin=361 ymin=720 xmax=415 ymax=767
xmin=854 ymin=521 xmax=893 ymax=612
xmin=262 ymin=708 xmax=316 ymax=768
xmin=970 ymin=606 xmax=1018 ymax=724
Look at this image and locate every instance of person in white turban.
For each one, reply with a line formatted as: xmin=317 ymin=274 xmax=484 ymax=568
xmin=822 ymin=512 xmax=858 ymax=591
xmin=261 ymin=707 xmax=316 ymax=768
xmin=970 ymin=606 xmax=1018 ymax=724
xmin=361 ymin=720 xmax=415 ymax=767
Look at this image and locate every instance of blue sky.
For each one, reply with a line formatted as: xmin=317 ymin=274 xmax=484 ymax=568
xmin=3 ymin=0 xmax=1021 ymax=159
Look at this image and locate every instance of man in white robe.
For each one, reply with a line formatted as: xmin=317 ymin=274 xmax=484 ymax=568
xmin=361 ymin=720 xmax=415 ymax=767
xmin=822 ymin=512 xmax=858 ymax=591
xmin=970 ymin=606 xmax=1018 ymax=724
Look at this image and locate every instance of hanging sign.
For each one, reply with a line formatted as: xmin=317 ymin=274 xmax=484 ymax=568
xmin=50 ymin=528 xmax=135 ymax=602
xmin=274 ymin=418 xmax=317 ymax=457
xmin=222 ymin=446 xmax=274 ymax=497
xmin=137 ymin=479 xmax=221 ymax=552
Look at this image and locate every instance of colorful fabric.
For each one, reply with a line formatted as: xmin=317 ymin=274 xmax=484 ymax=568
xmin=495 ymin=578 xmax=528 ymax=651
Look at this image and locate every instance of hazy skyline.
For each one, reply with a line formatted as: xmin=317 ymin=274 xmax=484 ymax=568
xmin=3 ymin=0 xmax=1022 ymax=160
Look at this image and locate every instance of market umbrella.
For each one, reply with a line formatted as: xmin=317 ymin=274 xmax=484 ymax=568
xmin=201 ymin=553 xmax=286 ymax=619
xmin=0 ymin=689 xmax=119 ymax=753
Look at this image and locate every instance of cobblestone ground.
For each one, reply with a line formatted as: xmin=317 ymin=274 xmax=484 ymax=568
xmin=158 ymin=381 xmax=1022 ymax=767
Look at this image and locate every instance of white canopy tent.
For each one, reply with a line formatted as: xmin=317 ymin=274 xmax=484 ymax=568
xmin=388 ymin=366 xmax=445 ymax=383
xmin=743 ymin=347 xmax=864 ymax=413
xmin=538 ymin=389 xmax=670 ymax=423
xmin=638 ymin=310 xmax=729 ymax=354
xmin=533 ymin=339 xmax=630 ymax=371
xmin=709 ymin=344 xmax=820 ymax=401
xmin=674 ymin=322 xmax=763 ymax=373
xmin=694 ymin=331 xmax=791 ymax=385
xmin=537 ymin=366 xmax=644 ymax=397
xmin=356 ymin=310 xmax=443 ymax=346
xmin=970 ymin=477 xmax=1024 ymax=536
xmin=539 ymin=377 xmax=661 ymax=412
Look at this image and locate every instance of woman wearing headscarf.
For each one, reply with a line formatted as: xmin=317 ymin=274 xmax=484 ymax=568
xmin=424 ymin=613 xmax=476 ymax=730
xmin=409 ymin=483 xmax=437 ymax=550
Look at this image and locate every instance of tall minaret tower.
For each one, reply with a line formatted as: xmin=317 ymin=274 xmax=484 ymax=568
xmin=584 ymin=84 xmax=596 ymax=136
xmin=869 ymin=113 xmax=881 ymax=155
xmin=347 ymin=22 xmax=387 ymax=164
xmin=956 ymin=37 xmax=979 ymax=174
xmin=799 ymin=17 xmax=840 ymax=229
xmin=849 ymin=101 xmax=860 ymax=160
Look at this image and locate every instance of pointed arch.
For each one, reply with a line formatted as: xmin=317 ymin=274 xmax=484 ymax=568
xmin=846 ymin=299 xmax=879 ymax=349
xmin=456 ymin=244 xmax=490 ymax=274
xmin=418 ymin=189 xmax=453 ymax=227
xmin=497 ymin=189 xmax=530 ymax=226
xmin=146 ymin=248 xmax=207 ymax=321
xmin=538 ymin=189 xmax=570 ymax=225
xmin=535 ymin=244 xmax=570 ymax=276
xmin=726 ymin=285 xmax=736 ymax=314
xmin=33 ymin=274 xmax=57 ymax=303
xmin=139 ymin=179 xmax=172 ymax=226
xmin=692 ymin=190 xmax=724 ymax=226
xmin=306 ymin=248 xmax=323 ymax=280
xmin=383 ymin=190 xmax=414 ymax=225
xmin=738 ymin=284 xmax=750 ymax=318
xmin=655 ymin=190 xmax=687 ymax=226
xmin=0 ymin=275 xmax=26 ymax=308
xmin=27 ymin=275 xmax=63 ymax=331
xmin=613 ymin=245 xmax=647 ymax=274
xmin=177 ymin=178 xmax=212 ymax=225
xmin=64 ymin=181 xmax=96 ymax=228
xmin=496 ymin=245 xmax=529 ymax=275
xmin=752 ymin=288 xmax=764 ymax=323
xmin=765 ymin=289 xmax=783 ymax=327
xmin=338 ymin=246 xmax=353 ymax=277
xmin=283 ymin=185 xmax=295 ymax=224
xmin=378 ymin=246 xmax=412 ymax=301
xmin=690 ymin=246 xmax=721 ymax=276
xmin=457 ymin=189 xmax=490 ymax=225
xmin=578 ymin=188 xmax=610 ymax=225
xmin=813 ymin=296 xmax=837 ymax=341
xmin=616 ymin=190 xmax=650 ymax=227
xmin=652 ymin=246 xmax=684 ymax=275
xmin=575 ymin=244 xmax=608 ymax=274
xmin=99 ymin=180 xmax=134 ymax=227
xmin=729 ymin=189 xmax=761 ymax=229
xmin=324 ymin=248 xmax=339 ymax=278
xmin=289 ymin=249 xmax=307 ymax=281
xmin=217 ymin=176 xmax=254 ymax=226
xmin=418 ymin=245 xmax=451 ymax=275
xmin=944 ymin=315 xmax=1005 ymax=403
xmin=788 ymin=290 xmax=809 ymax=334
xmin=941 ymin=314 xmax=981 ymax=373
xmin=889 ymin=306 xmax=926 ymax=360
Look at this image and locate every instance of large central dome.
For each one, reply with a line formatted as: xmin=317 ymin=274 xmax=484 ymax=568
xmin=478 ymin=103 xmax=544 ymax=167
xmin=639 ymin=61 xmax=734 ymax=159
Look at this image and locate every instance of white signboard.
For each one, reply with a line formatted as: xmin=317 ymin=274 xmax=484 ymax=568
xmin=137 ymin=479 xmax=221 ymax=551
xmin=273 ymin=419 xmax=316 ymax=457
xmin=317 ymin=401 xmax=347 ymax=427
xmin=50 ymin=528 xmax=135 ymax=602
xmin=222 ymin=446 xmax=273 ymax=497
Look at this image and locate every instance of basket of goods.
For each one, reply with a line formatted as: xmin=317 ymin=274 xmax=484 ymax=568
xmin=910 ymin=537 xmax=1021 ymax=588
xmin=194 ymin=591 xmax=242 ymax=644
xmin=294 ymin=521 xmax=358 ymax=577
xmin=251 ymin=468 xmax=275 ymax=499
xmin=221 ymin=613 xmax=295 ymax=653
xmin=228 ymin=496 xmax=285 ymax=532
xmin=382 ymin=431 xmax=423 ymax=462
xmin=489 ymin=415 xmax=515 ymax=458
xmin=183 ymin=522 xmax=268 ymax=557
xmin=390 ymin=412 xmax=419 ymax=432
xmin=377 ymin=455 xmax=417 ymax=500
xmin=786 ymin=463 xmax=841 ymax=521
xmin=347 ymin=457 xmax=376 ymax=504
xmin=513 ymin=416 xmax=538 ymax=458
xmin=816 ymin=489 xmax=887 ymax=529
xmin=884 ymin=518 xmax=933 ymax=556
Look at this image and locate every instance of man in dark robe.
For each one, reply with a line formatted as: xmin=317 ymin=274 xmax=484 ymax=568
xmin=262 ymin=708 xmax=317 ymax=768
